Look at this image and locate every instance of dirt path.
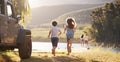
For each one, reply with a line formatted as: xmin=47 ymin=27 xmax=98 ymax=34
xmin=1 ymin=52 xmax=84 ymax=62
xmin=1 ymin=49 xmax=120 ymax=62
xmin=21 ymin=52 xmax=85 ymax=62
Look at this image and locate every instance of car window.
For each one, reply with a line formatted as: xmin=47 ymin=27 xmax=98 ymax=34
xmin=7 ymin=4 xmax=13 ymax=17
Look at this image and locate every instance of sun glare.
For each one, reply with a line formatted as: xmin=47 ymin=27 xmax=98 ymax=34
xmin=28 ymin=0 xmax=44 ymax=8
xmin=28 ymin=0 xmax=88 ymax=8
xmin=29 ymin=0 xmax=110 ymax=8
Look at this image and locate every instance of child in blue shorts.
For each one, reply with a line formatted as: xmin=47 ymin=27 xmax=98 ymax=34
xmin=64 ymin=17 xmax=76 ymax=55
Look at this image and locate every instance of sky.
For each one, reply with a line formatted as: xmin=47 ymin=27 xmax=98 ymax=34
xmin=29 ymin=0 xmax=114 ymax=8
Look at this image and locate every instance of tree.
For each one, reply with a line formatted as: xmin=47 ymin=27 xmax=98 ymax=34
xmin=9 ymin=0 xmax=31 ymax=27
xmin=90 ymin=0 xmax=120 ymax=47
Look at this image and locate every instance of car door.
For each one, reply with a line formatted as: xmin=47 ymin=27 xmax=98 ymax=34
xmin=0 ymin=1 xmax=8 ymax=43
xmin=4 ymin=3 xmax=19 ymax=44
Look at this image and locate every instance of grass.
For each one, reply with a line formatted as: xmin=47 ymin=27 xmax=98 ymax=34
xmin=31 ymin=28 xmax=50 ymax=41
xmin=1 ymin=27 xmax=118 ymax=62
xmin=31 ymin=28 xmax=83 ymax=42
xmin=0 ymin=51 xmax=20 ymax=62
xmin=0 ymin=48 xmax=120 ymax=62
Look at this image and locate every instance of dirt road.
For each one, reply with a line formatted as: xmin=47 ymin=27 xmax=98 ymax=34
xmin=1 ymin=52 xmax=85 ymax=62
xmin=0 ymin=48 xmax=120 ymax=62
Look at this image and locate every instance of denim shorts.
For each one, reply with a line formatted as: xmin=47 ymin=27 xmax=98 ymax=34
xmin=66 ymin=29 xmax=74 ymax=41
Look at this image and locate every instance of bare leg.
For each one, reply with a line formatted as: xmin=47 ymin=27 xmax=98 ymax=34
xmin=80 ymin=41 xmax=82 ymax=46
xmin=81 ymin=41 xmax=84 ymax=47
xmin=83 ymin=41 xmax=85 ymax=47
xmin=86 ymin=41 xmax=90 ymax=50
xmin=67 ymin=39 xmax=72 ymax=55
xmin=52 ymin=46 xmax=56 ymax=56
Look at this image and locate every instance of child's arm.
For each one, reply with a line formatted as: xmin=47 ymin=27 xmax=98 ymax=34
xmin=58 ymin=29 xmax=62 ymax=36
xmin=48 ymin=30 xmax=51 ymax=38
xmin=63 ymin=27 xmax=67 ymax=33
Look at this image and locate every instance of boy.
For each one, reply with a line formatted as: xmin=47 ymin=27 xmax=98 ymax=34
xmin=80 ymin=34 xmax=85 ymax=46
xmin=48 ymin=21 xmax=62 ymax=56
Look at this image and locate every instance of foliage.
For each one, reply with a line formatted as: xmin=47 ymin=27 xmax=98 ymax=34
xmin=90 ymin=0 xmax=120 ymax=47
xmin=9 ymin=0 xmax=31 ymax=27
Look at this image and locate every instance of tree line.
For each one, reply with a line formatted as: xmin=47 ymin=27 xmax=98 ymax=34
xmin=90 ymin=0 xmax=120 ymax=47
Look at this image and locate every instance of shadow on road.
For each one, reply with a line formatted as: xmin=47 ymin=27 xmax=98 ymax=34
xmin=20 ymin=55 xmax=86 ymax=62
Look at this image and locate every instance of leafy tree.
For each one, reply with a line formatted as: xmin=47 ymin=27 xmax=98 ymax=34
xmin=90 ymin=0 xmax=120 ymax=47
xmin=9 ymin=0 xmax=31 ymax=27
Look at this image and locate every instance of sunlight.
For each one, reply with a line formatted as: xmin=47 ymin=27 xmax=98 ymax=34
xmin=28 ymin=0 xmax=61 ymax=8
xmin=28 ymin=0 xmax=114 ymax=8
xmin=28 ymin=0 xmax=92 ymax=8
xmin=28 ymin=0 xmax=87 ymax=8
xmin=28 ymin=0 xmax=43 ymax=8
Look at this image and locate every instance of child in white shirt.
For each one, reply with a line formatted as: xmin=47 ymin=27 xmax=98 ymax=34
xmin=48 ymin=21 xmax=62 ymax=56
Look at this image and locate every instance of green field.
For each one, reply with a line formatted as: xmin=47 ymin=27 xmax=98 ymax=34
xmin=31 ymin=24 xmax=91 ymax=42
xmin=31 ymin=28 xmax=84 ymax=42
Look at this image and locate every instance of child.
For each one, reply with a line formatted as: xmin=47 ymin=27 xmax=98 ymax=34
xmin=80 ymin=34 xmax=85 ymax=46
xmin=64 ymin=17 xmax=76 ymax=55
xmin=48 ymin=21 xmax=62 ymax=56
xmin=84 ymin=33 xmax=89 ymax=49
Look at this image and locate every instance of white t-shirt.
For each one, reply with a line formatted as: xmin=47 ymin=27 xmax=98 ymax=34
xmin=50 ymin=26 xmax=61 ymax=37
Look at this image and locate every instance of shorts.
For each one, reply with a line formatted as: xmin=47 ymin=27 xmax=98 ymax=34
xmin=66 ymin=33 xmax=74 ymax=41
xmin=66 ymin=29 xmax=74 ymax=41
xmin=84 ymin=40 xmax=88 ymax=43
xmin=51 ymin=37 xmax=59 ymax=47
xmin=80 ymin=38 xmax=84 ymax=42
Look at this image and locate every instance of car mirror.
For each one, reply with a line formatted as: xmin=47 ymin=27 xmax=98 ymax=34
xmin=16 ymin=15 xmax=21 ymax=20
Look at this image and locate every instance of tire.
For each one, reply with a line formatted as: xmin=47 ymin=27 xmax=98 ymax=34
xmin=18 ymin=33 xmax=32 ymax=59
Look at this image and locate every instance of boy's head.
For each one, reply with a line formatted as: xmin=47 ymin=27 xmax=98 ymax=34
xmin=52 ymin=21 xmax=57 ymax=26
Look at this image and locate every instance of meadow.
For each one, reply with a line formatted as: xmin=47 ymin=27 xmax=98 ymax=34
xmin=31 ymin=28 xmax=84 ymax=43
xmin=31 ymin=24 xmax=91 ymax=42
xmin=0 ymin=25 xmax=120 ymax=62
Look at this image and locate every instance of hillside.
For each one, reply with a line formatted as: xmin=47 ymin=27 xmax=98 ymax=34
xmin=28 ymin=4 xmax=102 ymax=28
xmin=55 ymin=8 xmax=95 ymax=26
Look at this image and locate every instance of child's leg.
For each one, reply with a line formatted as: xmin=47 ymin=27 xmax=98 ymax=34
xmin=52 ymin=46 xmax=56 ymax=56
xmin=67 ymin=39 xmax=72 ymax=55
xmin=51 ymin=37 xmax=59 ymax=56
xmin=86 ymin=41 xmax=90 ymax=49
xmin=81 ymin=39 xmax=84 ymax=47
xmin=85 ymin=40 xmax=89 ymax=49
xmin=83 ymin=40 xmax=85 ymax=46
xmin=80 ymin=40 xmax=82 ymax=46
xmin=82 ymin=41 xmax=84 ymax=46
